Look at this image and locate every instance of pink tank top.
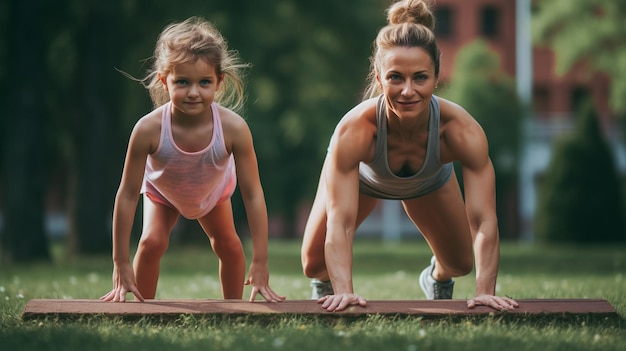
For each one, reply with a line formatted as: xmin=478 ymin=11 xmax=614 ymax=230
xmin=141 ymin=102 xmax=236 ymax=219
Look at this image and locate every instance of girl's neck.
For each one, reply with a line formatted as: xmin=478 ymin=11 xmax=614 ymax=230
xmin=170 ymin=103 xmax=214 ymax=128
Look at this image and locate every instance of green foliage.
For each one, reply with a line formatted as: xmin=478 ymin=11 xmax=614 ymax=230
xmin=1 ymin=0 xmax=389 ymax=255
xmin=439 ymin=39 xmax=522 ymax=237
xmin=224 ymin=1 xmax=384 ymax=227
xmin=0 ymin=0 xmax=7 ymax=177
xmin=532 ymin=0 xmax=626 ymax=114
xmin=535 ymin=99 xmax=626 ymax=243
xmin=1 ymin=0 xmax=52 ymax=262
xmin=440 ymin=39 xmax=522 ymax=176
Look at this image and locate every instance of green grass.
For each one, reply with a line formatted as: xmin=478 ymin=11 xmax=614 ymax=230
xmin=1 ymin=239 xmax=625 ymax=350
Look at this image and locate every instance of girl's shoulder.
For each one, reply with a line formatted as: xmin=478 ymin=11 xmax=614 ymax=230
xmin=126 ymin=105 xmax=166 ymax=155
xmin=133 ymin=105 xmax=165 ymax=135
xmin=216 ymin=104 xmax=248 ymax=134
xmin=215 ymin=105 xmax=252 ymax=154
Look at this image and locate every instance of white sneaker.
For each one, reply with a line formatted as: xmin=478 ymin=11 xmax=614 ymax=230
xmin=419 ymin=256 xmax=454 ymax=299
xmin=310 ymin=279 xmax=334 ymax=299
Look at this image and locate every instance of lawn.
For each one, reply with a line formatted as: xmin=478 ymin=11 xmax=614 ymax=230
xmin=1 ymin=239 xmax=625 ymax=351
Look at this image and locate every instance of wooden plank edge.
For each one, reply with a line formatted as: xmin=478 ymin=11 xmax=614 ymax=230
xmin=21 ymin=298 xmax=620 ymax=321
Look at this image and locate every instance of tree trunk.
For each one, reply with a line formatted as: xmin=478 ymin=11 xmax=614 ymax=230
xmin=66 ymin=3 xmax=125 ymax=255
xmin=1 ymin=0 xmax=50 ymax=262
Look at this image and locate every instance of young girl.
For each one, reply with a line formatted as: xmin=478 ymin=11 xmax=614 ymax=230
xmin=101 ymin=17 xmax=285 ymax=303
xmin=301 ymin=0 xmax=518 ymax=312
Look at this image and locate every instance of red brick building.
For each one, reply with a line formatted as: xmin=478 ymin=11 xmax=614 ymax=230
xmin=431 ymin=0 xmax=622 ymax=240
xmin=432 ymin=0 xmax=613 ymax=125
xmin=360 ymin=0 xmax=624 ymax=241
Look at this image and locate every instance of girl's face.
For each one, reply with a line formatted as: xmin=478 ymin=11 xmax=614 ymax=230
xmin=160 ymin=58 xmax=222 ymax=116
xmin=376 ymin=46 xmax=438 ymax=120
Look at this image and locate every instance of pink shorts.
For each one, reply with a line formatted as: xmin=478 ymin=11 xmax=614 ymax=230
xmin=144 ymin=175 xmax=236 ymax=215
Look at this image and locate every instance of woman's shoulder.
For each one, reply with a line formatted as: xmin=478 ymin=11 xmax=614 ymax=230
xmin=330 ymin=99 xmax=378 ymax=163
xmin=436 ymin=96 xmax=466 ymax=119
xmin=437 ymin=96 xmax=482 ymax=132
xmin=336 ymin=98 xmax=378 ymax=134
xmin=353 ymin=97 xmax=379 ymax=117
xmin=437 ymin=97 xmax=488 ymax=163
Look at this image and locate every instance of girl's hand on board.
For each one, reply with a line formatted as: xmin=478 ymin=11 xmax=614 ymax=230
xmin=245 ymin=261 xmax=286 ymax=302
xmin=100 ymin=263 xmax=145 ymax=303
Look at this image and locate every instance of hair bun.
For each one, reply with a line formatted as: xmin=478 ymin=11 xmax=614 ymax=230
xmin=386 ymin=0 xmax=435 ymax=31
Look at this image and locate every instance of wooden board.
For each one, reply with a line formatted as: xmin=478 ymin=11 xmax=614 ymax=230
xmin=22 ymin=298 xmax=618 ymax=320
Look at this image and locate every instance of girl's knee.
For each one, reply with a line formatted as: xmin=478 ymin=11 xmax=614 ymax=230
xmin=137 ymin=233 xmax=169 ymax=256
xmin=212 ymin=235 xmax=244 ymax=258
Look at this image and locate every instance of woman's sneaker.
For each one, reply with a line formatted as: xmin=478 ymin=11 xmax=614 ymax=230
xmin=419 ymin=256 xmax=454 ymax=299
xmin=310 ymin=279 xmax=334 ymax=299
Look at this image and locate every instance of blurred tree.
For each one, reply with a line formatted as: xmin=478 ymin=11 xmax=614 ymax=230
xmin=44 ymin=0 xmax=146 ymax=255
xmin=66 ymin=2 xmax=127 ymax=254
xmin=535 ymin=99 xmax=626 ymax=244
xmin=440 ymin=39 xmax=522 ymax=238
xmin=46 ymin=0 xmax=187 ymax=253
xmin=1 ymin=0 xmax=389 ymax=258
xmin=101 ymin=0 xmax=383 ymax=241
xmin=224 ymin=0 xmax=384 ymax=237
xmin=1 ymin=0 xmax=51 ymax=262
xmin=533 ymin=0 xmax=626 ymax=115
xmin=0 ymin=0 xmax=6 ymax=178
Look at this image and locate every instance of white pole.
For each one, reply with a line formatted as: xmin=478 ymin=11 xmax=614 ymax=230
xmin=516 ymin=0 xmax=534 ymax=241
xmin=382 ymin=200 xmax=401 ymax=243
xmin=516 ymin=0 xmax=532 ymax=105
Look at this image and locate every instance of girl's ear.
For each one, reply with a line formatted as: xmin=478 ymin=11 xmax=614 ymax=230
xmin=216 ymin=73 xmax=225 ymax=90
xmin=375 ymin=70 xmax=382 ymax=89
xmin=158 ymin=73 xmax=168 ymax=91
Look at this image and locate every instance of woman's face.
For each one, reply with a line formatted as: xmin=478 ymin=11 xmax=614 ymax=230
xmin=376 ymin=46 xmax=438 ymax=120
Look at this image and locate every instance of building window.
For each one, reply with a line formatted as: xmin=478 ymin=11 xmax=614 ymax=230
xmin=571 ymin=86 xmax=590 ymax=117
xmin=533 ymin=85 xmax=551 ymax=118
xmin=434 ymin=7 xmax=453 ymax=38
xmin=480 ymin=5 xmax=500 ymax=38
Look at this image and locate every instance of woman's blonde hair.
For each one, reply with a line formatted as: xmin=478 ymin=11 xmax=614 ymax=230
xmin=140 ymin=17 xmax=249 ymax=112
xmin=363 ymin=0 xmax=441 ymax=99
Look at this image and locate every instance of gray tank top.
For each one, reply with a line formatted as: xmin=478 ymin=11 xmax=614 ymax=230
xmin=358 ymin=95 xmax=453 ymax=199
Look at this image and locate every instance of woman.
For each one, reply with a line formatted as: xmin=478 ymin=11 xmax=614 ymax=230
xmin=300 ymin=0 xmax=518 ymax=312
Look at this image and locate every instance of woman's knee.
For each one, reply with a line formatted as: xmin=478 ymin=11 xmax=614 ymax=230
xmin=302 ymin=254 xmax=326 ymax=278
xmin=301 ymin=233 xmax=327 ymax=278
xmin=456 ymin=258 xmax=474 ymax=276
xmin=440 ymin=256 xmax=473 ymax=277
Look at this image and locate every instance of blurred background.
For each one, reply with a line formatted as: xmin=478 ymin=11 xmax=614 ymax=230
xmin=1 ymin=0 xmax=625 ymax=263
